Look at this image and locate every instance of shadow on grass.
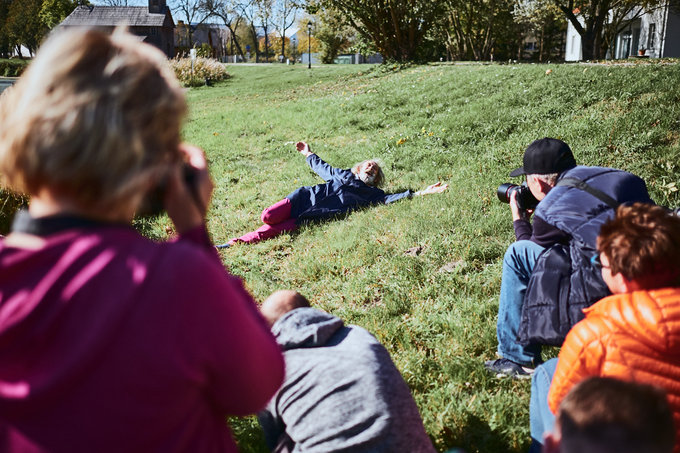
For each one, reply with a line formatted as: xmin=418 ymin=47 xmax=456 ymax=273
xmin=440 ymin=412 xmax=529 ymax=453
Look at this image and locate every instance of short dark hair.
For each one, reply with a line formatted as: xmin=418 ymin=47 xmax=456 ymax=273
xmin=558 ymin=377 xmax=675 ymax=453
xmin=597 ymin=203 xmax=680 ymax=288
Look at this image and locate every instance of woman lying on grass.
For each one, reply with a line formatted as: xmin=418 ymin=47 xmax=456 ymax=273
xmin=219 ymin=141 xmax=448 ymax=247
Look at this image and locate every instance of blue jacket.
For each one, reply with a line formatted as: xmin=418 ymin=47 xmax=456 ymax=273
xmin=286 ymin=154 xmax=412 ymax=223
xmin=519 ymin=165 xmax=653 ymax=346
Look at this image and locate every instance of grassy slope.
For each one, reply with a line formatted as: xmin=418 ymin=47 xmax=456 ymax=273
xmin=152 ymin=62 xmax=680 ymax=452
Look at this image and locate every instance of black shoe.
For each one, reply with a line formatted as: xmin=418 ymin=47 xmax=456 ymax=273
xmin=484 ymin=358 xmax=534 ymax=378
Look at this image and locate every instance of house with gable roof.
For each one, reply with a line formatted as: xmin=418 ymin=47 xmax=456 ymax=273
xmin=60 ymin=0 xmax=175 ymax=58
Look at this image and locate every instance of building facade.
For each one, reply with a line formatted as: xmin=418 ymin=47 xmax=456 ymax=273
xmin=60 ymin=0 xmax=175 ymax=58
xmin=565 ymin=2 xmax=680 ymax=61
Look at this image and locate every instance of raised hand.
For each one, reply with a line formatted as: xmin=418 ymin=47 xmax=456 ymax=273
xmin=296 ymin=141 xmax=312 ymax=157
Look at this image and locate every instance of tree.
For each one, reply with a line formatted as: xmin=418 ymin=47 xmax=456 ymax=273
xmin=172 ymin=0 xmax=210 ymax=47
xmin=312 ymin=4 xmax=355 ymax=63
xmin=255 ymin=0 xmax=273 ymax=61
xmin=201 ymin=0 xmax=247 ymax=60
xmin=238 ymin=0 xmax=264 ymax=61
xmin=233 ymin=17 xmax=257 ymax=60
xmin=551 ymin=0 xmax=662 ymax=60
xmin=6 ymin=0 xmax=45 ymax=56
xmin=514 ymin=0 xmax=566 ymax=61
xmin=272 ymin=0 xmax=299 ymax=59
xmin=40 ymin=0 xmax=77 ymax=29
xmin=317 ymin=0 xmax=444 ymax=61
xmin=440 ymin=0 xmax=520 ymax=61
xmin=295 ymin=17 xmax=320 ymax=56
xmin=0 ymin=0 xmax=13 ymax=59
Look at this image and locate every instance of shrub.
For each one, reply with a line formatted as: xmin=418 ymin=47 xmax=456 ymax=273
xmin=196 ymin=43 xmax=213 ymax=58
xmin=0 ymin=59 xmax=29 ymax=78
xmin=0 ymin=189 xmax=27 ymax=235
xmin=169 ymin=57 xmax=230 ymax=86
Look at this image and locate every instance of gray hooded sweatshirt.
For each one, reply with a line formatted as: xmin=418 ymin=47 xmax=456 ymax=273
xmin=259 ymin=308 xmax=435 ymax=453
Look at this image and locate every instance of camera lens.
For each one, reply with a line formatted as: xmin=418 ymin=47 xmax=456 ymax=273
xmin=496 ymin=183 xmax=539 ymax=210
xmin=497 ymin=183 xmax=517 ymax=204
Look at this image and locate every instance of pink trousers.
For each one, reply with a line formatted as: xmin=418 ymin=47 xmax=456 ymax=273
xmin=231 ymin=198 xmax=297 ymax=244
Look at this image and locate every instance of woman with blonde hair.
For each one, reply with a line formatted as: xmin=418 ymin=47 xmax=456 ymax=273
xmin=0 ymin=28 xmax=283 ymax=452
xmin=223 ymin=141 xmax=447 ymax=246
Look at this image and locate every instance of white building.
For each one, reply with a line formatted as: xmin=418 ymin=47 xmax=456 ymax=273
xmin=300 ymin=52 xmax=320 ymax=64
xmin=565 ymin=2 xmax=680 ymax=61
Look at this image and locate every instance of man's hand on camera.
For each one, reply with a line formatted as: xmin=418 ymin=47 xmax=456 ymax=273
xmin=510 ymin=190 xmax=532 ymax=222
xmin=164 ymin=143 xmax=214 ymax=234
xmin=296 ymin=141 xmax=312 ymax=157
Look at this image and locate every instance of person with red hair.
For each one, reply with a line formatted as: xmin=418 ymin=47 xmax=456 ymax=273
xmin=530 ymin=203 xmax=680 ymax=451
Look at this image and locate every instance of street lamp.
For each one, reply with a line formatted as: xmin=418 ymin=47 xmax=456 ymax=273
xmin=307 ymin=21 xmax=312 ymax=69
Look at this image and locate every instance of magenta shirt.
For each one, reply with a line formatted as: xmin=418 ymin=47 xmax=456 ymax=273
xmin=0 ymin=224 xmax=284 ymax=452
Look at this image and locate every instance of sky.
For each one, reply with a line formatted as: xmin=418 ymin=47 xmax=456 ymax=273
xmin=91 ymin=0 xmax=308 ymax=31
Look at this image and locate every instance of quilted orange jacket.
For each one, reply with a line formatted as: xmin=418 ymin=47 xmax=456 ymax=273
xmin=548 ymin=287 xmax=680 ymax=443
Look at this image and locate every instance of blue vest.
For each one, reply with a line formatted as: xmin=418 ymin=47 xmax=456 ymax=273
xmin=519 ymin=166 xmax=653 ymax=346
xmin=536 ymin=166 xmax=652 ymax=248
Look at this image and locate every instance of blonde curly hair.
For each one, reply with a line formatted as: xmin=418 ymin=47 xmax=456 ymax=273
xmin=0 ymin=28 xmax=186 ymax=219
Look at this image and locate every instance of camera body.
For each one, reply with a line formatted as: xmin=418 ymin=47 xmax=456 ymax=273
xmin=137 ymin=164 xmax=199 ymax=217
xmin=497 ymin=183 xmax=539 ymax=210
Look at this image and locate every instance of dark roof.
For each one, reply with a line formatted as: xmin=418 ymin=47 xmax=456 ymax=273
xmin=61 ymin=6 xmax=170 ymax=27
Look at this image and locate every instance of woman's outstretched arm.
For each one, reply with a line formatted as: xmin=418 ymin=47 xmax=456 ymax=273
xmin=296 ymin=141 xmax=351 ymax=182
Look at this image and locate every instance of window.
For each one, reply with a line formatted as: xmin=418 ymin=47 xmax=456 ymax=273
xmin=648 ymin=23 xmax=656 ymax=49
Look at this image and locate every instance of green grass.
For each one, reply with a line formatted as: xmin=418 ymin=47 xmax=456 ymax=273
xmin=134 ymin=61 xmax=680 ymax=452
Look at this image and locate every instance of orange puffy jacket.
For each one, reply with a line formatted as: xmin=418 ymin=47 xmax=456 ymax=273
xmin=548 ymin=287 xmax=680 ymax=446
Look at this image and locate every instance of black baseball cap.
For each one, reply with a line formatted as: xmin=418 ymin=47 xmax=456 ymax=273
xmin=510 ymin=138 xmax=577 ymax=177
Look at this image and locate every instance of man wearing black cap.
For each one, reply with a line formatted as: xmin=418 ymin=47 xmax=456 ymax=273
xmin=485 ymin=138 xmax=653 ymax=378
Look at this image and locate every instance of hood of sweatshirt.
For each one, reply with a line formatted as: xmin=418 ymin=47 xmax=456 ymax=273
xmin=271 ymin=307 xmax=344 ymax=351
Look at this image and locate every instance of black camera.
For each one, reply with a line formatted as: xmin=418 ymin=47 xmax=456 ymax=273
xmin=137 ymin=164 xmax=199 ymax=217
xmin=497 ymin=183 xmax=539 ymax=210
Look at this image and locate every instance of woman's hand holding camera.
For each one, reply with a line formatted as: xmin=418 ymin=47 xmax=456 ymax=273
xmin=164 ymin=143 xmax=214 ymax=234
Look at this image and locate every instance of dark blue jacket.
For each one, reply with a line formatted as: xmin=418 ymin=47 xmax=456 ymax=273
xmin=518 ymin=165 xmax=653 ymax=346
xmin=286 ymin=154 xmax=412 ymax=223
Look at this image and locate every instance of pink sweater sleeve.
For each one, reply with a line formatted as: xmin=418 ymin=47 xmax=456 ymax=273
xmin=164 ymin=243 xmax=284 ymax=415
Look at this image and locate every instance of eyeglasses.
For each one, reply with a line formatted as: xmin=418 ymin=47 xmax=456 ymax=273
xmin=590 ymin=253 xmax=610 ymax=269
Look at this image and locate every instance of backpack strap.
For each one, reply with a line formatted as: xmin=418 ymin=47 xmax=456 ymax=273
xmin=556 ymin=177 xmax=621 ymax=210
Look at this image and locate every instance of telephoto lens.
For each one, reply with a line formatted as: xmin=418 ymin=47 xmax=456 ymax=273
xmin=496 ymin=183 xmax=539 ymax=210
